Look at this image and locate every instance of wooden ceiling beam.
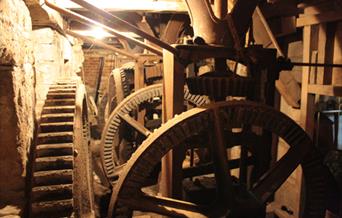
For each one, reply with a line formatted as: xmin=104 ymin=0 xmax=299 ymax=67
xmin=56 ymin=0 xmax=187 ymax=13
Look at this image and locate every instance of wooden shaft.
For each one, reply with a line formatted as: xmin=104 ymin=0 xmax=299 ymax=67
xmin=214 ymin=0 xmax=227 ymax=19
xmin=69 ymin=0 xmax=178 ymax=55
xmin=255 ymin=6 xmax=285 ymax=57
xmin=66 ymin=30 xmax=138 ymax=59
xmin=45 ymin=0 xmax=163 ymax=56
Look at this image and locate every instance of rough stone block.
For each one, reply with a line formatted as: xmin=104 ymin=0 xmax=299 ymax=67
xmin=0 ymin=65 xmax=34 ymax=210
xmin=0 ymin=0 xmax=33 ymax=65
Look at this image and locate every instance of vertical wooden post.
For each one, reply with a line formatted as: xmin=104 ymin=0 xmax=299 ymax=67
xmin=332 ymin=22 xmax=342 ymax=85
xmin=135 ymin=58 xmax=146 ymax=124
xmin=134 ymin=59 xmax=145 ymax=91
xmin=317 ymin=24 xmax=327 ymax=85
xmin=160 ymin=49 xmax=185 ymax=199
xmin=300 ymin=25 xmax=316 ymax=138
xmin=298 ymin=25 xmax=316 ymax=217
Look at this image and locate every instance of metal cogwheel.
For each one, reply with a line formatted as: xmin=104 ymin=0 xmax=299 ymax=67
xmin=100 ymin=83 xmax=209 ymax=181
xmin=29 ymin=80 xmax=94 ymax=217
xmin=108 ymin=100 xmax=328 ymax=218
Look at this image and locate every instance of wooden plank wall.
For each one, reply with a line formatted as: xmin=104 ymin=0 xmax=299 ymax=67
xmin=274 ymin=0 xmax=342 ymax=217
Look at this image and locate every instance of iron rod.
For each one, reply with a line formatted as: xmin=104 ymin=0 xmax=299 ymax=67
xmin=45 ymin=0 xmax=163 ymax=56
xmin=292 ymin=62 xmax=342 ymax=68
xmin=69 ymin=0 xmax=178 ymax=55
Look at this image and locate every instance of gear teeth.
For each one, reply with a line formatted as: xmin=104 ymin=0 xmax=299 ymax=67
xmin=119 ymin=66 xmax=131 ymax=98
xmin=101 ymin=84 xmax=208 ymax=180
xmin=110 ymin=100 xmax=328 ymax=218
xmin=186 ymin=74 xmax=253 ymax=99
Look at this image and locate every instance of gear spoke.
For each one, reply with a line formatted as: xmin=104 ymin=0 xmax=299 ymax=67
xmin=251 ymin=145 xmax=306 ymax=203
xmin=119 ymin=113 xmax=151 ymax=137
xmin=101 ymin=84 xmax=208 ymax=180
xmin=109 ymin=101 xmax=327 ymax=218
xmin=120 ymin=194 xmax=208 ymax=218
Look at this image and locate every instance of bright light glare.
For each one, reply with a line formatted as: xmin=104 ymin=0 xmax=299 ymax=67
xmin=73 ymin=29 xmax=138 ymax=39
xmin=90 ymin=27 xmax=108 ymax=39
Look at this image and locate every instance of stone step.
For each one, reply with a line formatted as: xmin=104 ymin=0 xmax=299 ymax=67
xmin=31 ymin=199 xmax=73 ymax=217
xmin=36 ymin=143 xmax=73 ymax=157
xmin=40 ymin=122 xmax=74 ymax=133
xmin=42 ymin=105 xmax=75 ymax=114
xmin=45 ymin=99 xmax=75 ymax=106
xmin=48 ymin=88 xmax=76 ymax=94
xmin=41 ymin=113 xmax=74 ymax=123
xmin=34 ymin=156 xmax=73 ymax=172
xmin=33 ymin=169 xmax=73 ymax=186
xmin=37 ymin=132 xmax=73 ymax=144
xmin=31 ymin=184 xmax=73 ymax=202
xmin=47 ymin=92 xmax=75 ymax=100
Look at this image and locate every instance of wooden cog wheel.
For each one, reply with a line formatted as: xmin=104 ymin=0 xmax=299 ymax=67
xmin=106 ymin=66 xmax=132 ymax=120
xmin=108 ymin=100 xmax=329 ymax=218
xmin=29 ymin=80 xmax=94 ymax=217
xmin=100 ymin=83 xmax=209 ymax=183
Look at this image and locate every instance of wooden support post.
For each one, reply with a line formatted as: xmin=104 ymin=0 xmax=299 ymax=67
xmin=160 ymin=49 xmax=185 ymax=199
xmin=135 ymin=58 xmax=146 ymax=124
xmin=300 ymin=25 xmax=316 ymax=138
xmin=94 ymin=57 xmax=105 ymax=104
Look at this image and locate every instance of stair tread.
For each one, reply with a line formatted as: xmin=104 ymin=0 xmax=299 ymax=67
xmin=40 ymin=122 xmax=74 ymax=126
xmin=32 ymin=184 xmax=73 ymax=193
xmin=36 ymin=143 xmax=73 ymax=150
xmin=31 ymin=198 xmax=73 ymax=209
xmin=43 ymin=106 xmax=75 ymax=109
xmin=35 ymin=155 xmax=73 ymax=162
xmin=45 ymin=98 xmax=75 ymax=101
xmin=47 ymin=92 xmax=75 ymax=96
xmin=41 ymin=113 xmax=74 ymax=118
xmin=34 ymin=169 xmax=73 ymax=178
xmin=38 ymin=132 xmax=73 ymax=138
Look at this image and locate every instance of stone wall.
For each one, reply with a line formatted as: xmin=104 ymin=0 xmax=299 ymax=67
xmin=32 ymin=28 xmax=84 ymax=116
xmin=33 ymin=28 xmax=64 ymax=116
xmin=0 ymin=1 xmax=85 ymax=215
xmin=0 ymin=0 xmax=35 ymax=215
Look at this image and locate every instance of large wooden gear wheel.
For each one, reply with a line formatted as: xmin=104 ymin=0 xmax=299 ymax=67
xmin=108 ymin=101 xmax=328 ymax=218
xmin=29 ymin=80 xmax=94 ymax=217
xmin=100 ymin=83 xmax=209 ymax=182
xmin=106 ymin=66 xmax=132 ymax=120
